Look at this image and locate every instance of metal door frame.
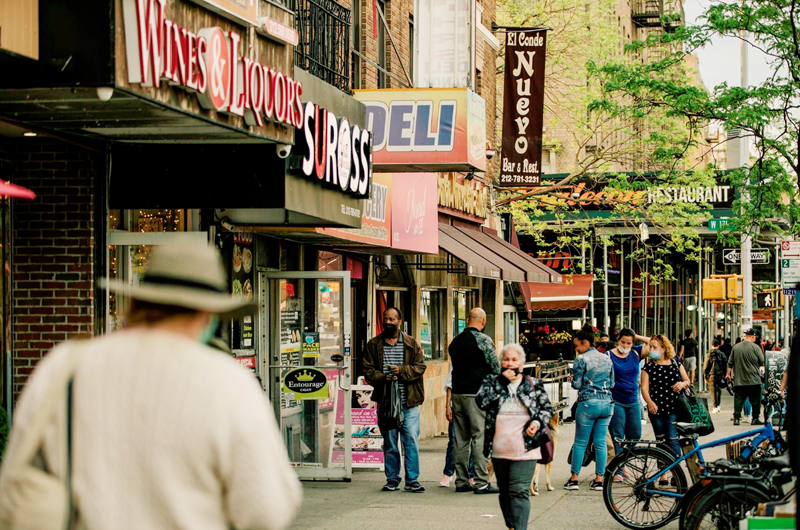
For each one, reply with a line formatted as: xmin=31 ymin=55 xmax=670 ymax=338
xmin=259 ymin=270 xmax=353 ymax=481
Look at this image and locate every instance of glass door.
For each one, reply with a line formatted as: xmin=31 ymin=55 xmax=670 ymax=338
xmin=260 ymin=271 xmax=353 ymax=481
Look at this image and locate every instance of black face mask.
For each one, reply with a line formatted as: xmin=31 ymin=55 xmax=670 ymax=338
xmin=383 ymin=324 xmax=398 ymax=336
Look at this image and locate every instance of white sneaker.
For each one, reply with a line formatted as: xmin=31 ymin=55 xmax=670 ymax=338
xmin=439 ymin=475 xmax=452 ymax=488
xmin=641 ymin=419 xmax=647 ymax=426
xmin=744 ymin=415 xmax=752 ymax=423
xmin=712 ymin=407 xmax=720 ymax=414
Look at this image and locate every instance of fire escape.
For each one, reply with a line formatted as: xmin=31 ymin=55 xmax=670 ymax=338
xmin=631 ymin=0 xmax=684 ymax=33
xmin=288 ymin=0 xmax=352 ymax=94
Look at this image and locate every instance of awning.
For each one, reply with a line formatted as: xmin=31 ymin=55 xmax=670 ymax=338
xmin=0 ymin=180 xmax=35 ymax=200
xmin=529 ymin=274 xmax=594 ymax=311
xmin=439 ymin=223 xmax=561 ymax=283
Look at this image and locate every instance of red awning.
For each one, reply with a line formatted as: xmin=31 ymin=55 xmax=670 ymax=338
xmin=0 ymin=180 xmax=35 ymax=200
xmin=529 ymin=274 xmax=594 ymax=312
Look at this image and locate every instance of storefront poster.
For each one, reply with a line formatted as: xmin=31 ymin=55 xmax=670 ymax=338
xmin=283 ymin=367 xmax=329 ymax=400
xmin=391 ymin=173 xmax=439 ymax=254
xmin=330 ymin=383 xmax=384 ymax=469
xmin=319 ymin=173 xmax=392 ymax=246
xmin=355 ymin=88 xmax=486 ymax=172
xmin=302 ymin=332 xmax=320 ymax=358
xmin=231 ymin=231 xmax=255 ymax=350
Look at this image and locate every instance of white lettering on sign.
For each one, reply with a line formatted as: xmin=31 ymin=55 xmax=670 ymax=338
xmin=122 ymin=0 xmax=303 ymax=129
xmin=647 ymin=186 xmax=731 ymax=204
xmin=259 ymin=17 xmax=299 ymax=46
xmin=366 ymin=182 xmax=389 ymax=222
xmin=291 ymin=102 xmax=373 ymax=199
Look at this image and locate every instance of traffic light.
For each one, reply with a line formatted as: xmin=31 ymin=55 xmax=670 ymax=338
xmin=756 ymin=292 xmax=775 ymax=309
xmin=702 ymin=275 xmax=744 ymax=303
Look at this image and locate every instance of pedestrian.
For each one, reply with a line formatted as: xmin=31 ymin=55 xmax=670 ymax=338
xmin=641 ymin=334 xmax=691 ymax=462
xmin=608 ymin=328 xmax=642 ymax=481
xmin=0 ymin=245 xmax=302 ymax=530
xmin=565 ymin=325 xmax=614 ymax=491
xmin=441 ymin=365 xmax=476 ymax=488
xmin=448 ymin=307 xmax=500 ymax=493
xmin=363 ymin=307 xmax=427 ymax=492
xmin=726 ymin=328 xmax=765 ymax=426
xmin=476 ymin=343 xmax=553 ymax=530
xmin=679 ymin=329 xmax=699 ymax=386
xmin=720 ymin=337 xmax=733 ymax=356
xmin=703 ymin=338 xmax=727 ymax=413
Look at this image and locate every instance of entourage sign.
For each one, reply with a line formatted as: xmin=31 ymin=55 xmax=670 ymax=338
xmin=498 ymin=29 xmax=547 ymax=187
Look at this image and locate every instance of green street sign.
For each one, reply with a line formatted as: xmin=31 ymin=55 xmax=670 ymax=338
xmin=708 ymin=218 xmax=731 ymax=231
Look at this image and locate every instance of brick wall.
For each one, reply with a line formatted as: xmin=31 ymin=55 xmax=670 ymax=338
xmin=5 ymin=138 xmax=98 ymax=402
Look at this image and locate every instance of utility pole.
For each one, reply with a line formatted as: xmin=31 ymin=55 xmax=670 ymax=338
xmin=737 ymin=27 xmax=753 ymax=334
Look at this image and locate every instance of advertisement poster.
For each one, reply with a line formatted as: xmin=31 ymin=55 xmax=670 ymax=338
xmin=498 ymin=29 xmax=547 ymax=187
xmin=765 ymin=351 xmax=788 ymax=393
xmin=302 ymin=332 xmax=320 ymax=358
xmin=283 ymin=367 xmax=329 ymax=400
xmin=330 ymin=382 xmax=384 ymax=469
xmin=231 ymin=231 xmax=255 ymax=350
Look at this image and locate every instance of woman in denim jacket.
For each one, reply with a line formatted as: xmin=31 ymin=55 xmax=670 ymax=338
xmin=565 ymin=325 xmax=615 ymax=491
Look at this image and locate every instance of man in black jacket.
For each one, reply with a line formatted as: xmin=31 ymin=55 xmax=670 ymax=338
xmin=448 ymin=307 xmax=500 ymax=493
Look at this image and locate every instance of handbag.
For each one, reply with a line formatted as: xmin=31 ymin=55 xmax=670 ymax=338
xmin=567 ymin=439 xmax=596 ymax=467
xmin=377 ymin=378 xmax=404 ymax=431
xmin=537 ymin=426 xmax=555 ymax=465
xmin=675 ymin=385 xmax=715 ymax=436
xmin=523 ymin=377 xmax=552 ymax=452
xmin=0 ymin=347 xmax=83 ymax=530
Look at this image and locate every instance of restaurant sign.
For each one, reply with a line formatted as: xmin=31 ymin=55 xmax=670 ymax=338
xmin=437 ymin=173 xmax=488 ymax=220
xmin=354 ymin=89 xmax=486 ymax=172
xmin=122 ymin=0 xmax=303 ymax=129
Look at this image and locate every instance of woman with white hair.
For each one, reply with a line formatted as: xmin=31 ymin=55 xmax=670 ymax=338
xmin=477 ymin=343 xmax=553 ymax=530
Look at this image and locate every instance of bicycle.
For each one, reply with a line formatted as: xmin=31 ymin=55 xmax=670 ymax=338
xmin=682 ymin=453 xmax=795 ymax=530
xmin=602 ymin=420 xmax=785 ymax=530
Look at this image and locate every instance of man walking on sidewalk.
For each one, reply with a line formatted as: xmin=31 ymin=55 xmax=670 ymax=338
xmin=363 ymin=307 xmax=427 ymax=492
xmin=679 ymin=329 xmax=699 ymax=385
xmin=449 ymin=308 xmax=500 ymax=494
xmin=727 ymin=328 xmax=765 ymax=426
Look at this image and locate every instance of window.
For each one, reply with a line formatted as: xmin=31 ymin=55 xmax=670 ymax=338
xmin=475 ymin=69 xmax=482 ymax=95
xmin=452 ymin=289 xmax=477 ymax=336
xmin=377 ymin=0 xmax=387 ymax=88
xmin=352 ymin=0 xmax=362 ymax=90
xmin=420 ymin=289 xmax=447 ymax=360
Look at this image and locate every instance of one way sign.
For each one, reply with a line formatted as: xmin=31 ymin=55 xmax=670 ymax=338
xmin=723 ymin=248 xmax=771 ymax=265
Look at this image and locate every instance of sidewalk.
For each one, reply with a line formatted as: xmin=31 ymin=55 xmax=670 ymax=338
xmin=290 ymin=390 xmax=756 ymax=530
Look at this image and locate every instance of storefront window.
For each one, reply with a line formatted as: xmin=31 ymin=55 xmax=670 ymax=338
xmin=420 ymin=289 xmax=446 ymax=360
xmin=107 ymin=209 xmax=189 ymax=331
xmin=453 ymin=289 xmax=477 ymax=336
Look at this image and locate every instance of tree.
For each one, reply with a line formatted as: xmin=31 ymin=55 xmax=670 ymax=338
xmin=589 ymin=0 xmax=800 ymax=242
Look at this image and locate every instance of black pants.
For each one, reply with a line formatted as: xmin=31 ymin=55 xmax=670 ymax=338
xmin=710 ymin=375 xmax=722 ymax=408
xmin=492 ymin=458 xmax=537 ymax=530
xmin=734 ymin=384 xmax=762 ymax=420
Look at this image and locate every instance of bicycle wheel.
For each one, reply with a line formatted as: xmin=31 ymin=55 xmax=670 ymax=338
xmin=679 ymin=481 xmax=714 ymax=530
xmin=603 ymin=446 xmax=688 ymax=530
xmin=682 ymin=483 xmax=771 ymax=530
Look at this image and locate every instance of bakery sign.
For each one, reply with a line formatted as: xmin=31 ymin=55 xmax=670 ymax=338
xmin=290 ymin=102 xmax=374 ymax=199
xmin=122 ymin=0 xmax=303 ymax=129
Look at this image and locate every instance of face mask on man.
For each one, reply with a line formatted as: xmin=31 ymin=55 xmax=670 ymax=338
xmin=618 ymin=346 xmax=632 ymax=354
xmin=200 ymin=315 xmax=220 ymax=345
xmin=649 ymin=350 xmax=662 ymax=361
xmin=383 ymin=323 xmax=398 ymax=336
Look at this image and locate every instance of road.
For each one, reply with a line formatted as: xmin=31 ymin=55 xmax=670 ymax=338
xmin=291 ymin=391 xmax=751 ymax=530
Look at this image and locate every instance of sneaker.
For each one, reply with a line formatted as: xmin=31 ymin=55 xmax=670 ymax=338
xmin=641 ymin=419 xmax=647 ymax=426
xmin=613 ymin=473 xmax=624 ymax=483
xmin=405 ymin=483 xmax=425 ymax=493
xmin=712 ymin=407 xmax=720 ymax=414
xmin=733 ymin=418 xmax=741 ymax=426
xmin=439 ymin=475 xmax=452 ymax=488
xmin=590 ymin=480 xmax=604 ymax=491
xmin=750 ymin=419 xmax=764 ymax=425
xmin=744 ymin=415 xmax=752 ymax=423
xmin=455 ymin=484 xmax=475 ymax=493
xmin=564 ymin=480 xmax=580 ymax=490
xmin=382 ymin=482 xmax=400 ymax=492
xmin=474 ymin=485 xmax=500 ymax=494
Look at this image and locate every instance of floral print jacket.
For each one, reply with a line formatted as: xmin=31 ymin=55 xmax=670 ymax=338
xmin=476 ymin=374 xmax=554 ymax=458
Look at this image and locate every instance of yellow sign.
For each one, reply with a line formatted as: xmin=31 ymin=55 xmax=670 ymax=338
xmin=438 ymin=173 xmax=488 ymax=219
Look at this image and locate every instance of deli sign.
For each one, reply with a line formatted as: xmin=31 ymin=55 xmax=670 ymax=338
xmin=122 ymin=0 xmax=303 ymax=129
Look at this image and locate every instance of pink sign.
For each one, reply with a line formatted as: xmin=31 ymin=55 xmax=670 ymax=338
xmin=391 ymin=173 xmax=439 ymax=254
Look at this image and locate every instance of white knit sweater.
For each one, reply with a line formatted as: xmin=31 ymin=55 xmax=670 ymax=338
xmin=0 ymin=329 xmax=302 ymax=530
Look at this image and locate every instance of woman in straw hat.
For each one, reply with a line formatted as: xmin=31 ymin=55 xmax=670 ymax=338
xmin=0 ymin=244 xmax=301 ymax=530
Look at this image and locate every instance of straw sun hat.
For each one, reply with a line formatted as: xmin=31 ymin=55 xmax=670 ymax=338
xmin=104 ymin=244 xmax=255 ymax=317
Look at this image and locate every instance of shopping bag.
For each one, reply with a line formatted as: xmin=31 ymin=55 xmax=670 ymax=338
xmin=378 ymin=378 xmax=404 ymax=431
xmin=675 ymin=388 xmax=715 ymax=436
xmin=537 ymin=426 xmax=555 ymax=465
xmin=567 ymin=438 xmax=595 ymax=467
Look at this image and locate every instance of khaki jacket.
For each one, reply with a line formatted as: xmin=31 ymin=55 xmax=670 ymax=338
xmin=362 ymin=332 xmax=427 ymax=408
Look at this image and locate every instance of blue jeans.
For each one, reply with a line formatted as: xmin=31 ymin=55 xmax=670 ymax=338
xmin=743 ymin=397 xmax=752 ymax=417
xmin=571 ymin=399 xmax=613 ymax=476
xmin=610 ymin=401 xmax=643 ymax=456
xmin=444 ymin=420 xmax=475 ymax=477
xmin=381 ymin=405 xmax=421 ymax=485
xmin=649 ymin=413 xmax=680 ymax=459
